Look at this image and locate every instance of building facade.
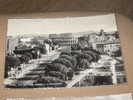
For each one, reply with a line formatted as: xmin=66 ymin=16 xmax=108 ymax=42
xmin=49 ymin=33 xmax=79 ymax=48
xmin=88 ymin=30 xmax=121 ymax=56
xmin=92 ymin=40 xmax=120 ymax=55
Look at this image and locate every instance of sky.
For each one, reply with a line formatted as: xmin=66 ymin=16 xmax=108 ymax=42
xmin=7 ymin=14 xmax=117 ymax=36
xmin=7 ymin=93 xmax=133 ymax=100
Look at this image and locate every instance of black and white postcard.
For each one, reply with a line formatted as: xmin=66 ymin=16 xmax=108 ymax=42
xmin=6 ymin=93 xmax=133 ymax=100
xmin=4 ymin=14 xmax=127 ymax=88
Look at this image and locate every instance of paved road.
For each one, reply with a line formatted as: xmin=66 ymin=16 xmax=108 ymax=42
xmin=66 ymin=69 xmax=93 ymax=88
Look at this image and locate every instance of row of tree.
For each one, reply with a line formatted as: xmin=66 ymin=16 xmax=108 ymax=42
xmin=36 ymin=49 xmax=101 ymax=87
xmin=5 ymin=40 xmax=48 ymax=78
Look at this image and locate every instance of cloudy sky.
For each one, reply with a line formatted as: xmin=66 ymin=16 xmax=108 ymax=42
xmin=7 ymin=93 xmax=132 ymax=100
xmin=7 ymin=14 xmax=117 ymax=36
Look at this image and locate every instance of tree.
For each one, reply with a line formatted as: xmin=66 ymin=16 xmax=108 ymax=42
xmin=76 ymin=53 xmax=93 ymax=63
xmin=59 ymin=55 xmax=77 ymax=69
xmin=46 ymin=71 xmax=66 ymax=80
xmin=6 ymin=56 xmax=21 ymax=68
xmin=78 ymin=59 xmax=90 ymax=69
xmin=31 ymin=38 xmax=40 ymax=45
xmin=5 ymin=56 xmax=21 ymax=78
xmin=35 ymin=44 xmax=47 ymax=54
xmin=60 ymin=51 xmax=71 ymax=56
xmin=43 ymin=39 xmax=53 ymax=46
xmin=71 ymin=51 xmax=81 ymax=56
xmin=83 ymin=51 xmax=96 ymax=62
xmin=83 ymin=50 xmax=100 ymax=62
xmin=36 ymin=76 xmax=67 ymax=87
xmin=45 ymin=63 xmax=67 ymax=73
xmin=83 ymin=51 xmax=94 ymax=60
xmin=19 ymin=54 xmax=30 ymax=64
xmin=44 ymin=63 xmax=57 ymax=72
xmin=50 ymin=63 xmax=69 ymax=80
xmin=52 ymin=58 xmax=73 ymax=68
xmin=24 ymin=52 xmax=33 ymax=59
xmin=52 ymin=40 xmax=59 ymax=45
xmin=51 ymin=63 xmax=73 ymax=80
xmin=71 ymin=44 xmax=81 ymax=50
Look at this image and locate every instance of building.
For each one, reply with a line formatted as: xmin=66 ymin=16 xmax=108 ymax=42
xmin=49 ymin=33 xmax=79 ymax=48
xmin=88 ymin=30 xmax=121 ymax=56
xmin=92 ymin=40 xmax=120 ymax=55
xmin=114 ymin=58 xmax=127 ymax=83
xmin=89 ymin=30 xmax=108 ymax=43
xmin=104 ymin=40 xmax=121 ymax=56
